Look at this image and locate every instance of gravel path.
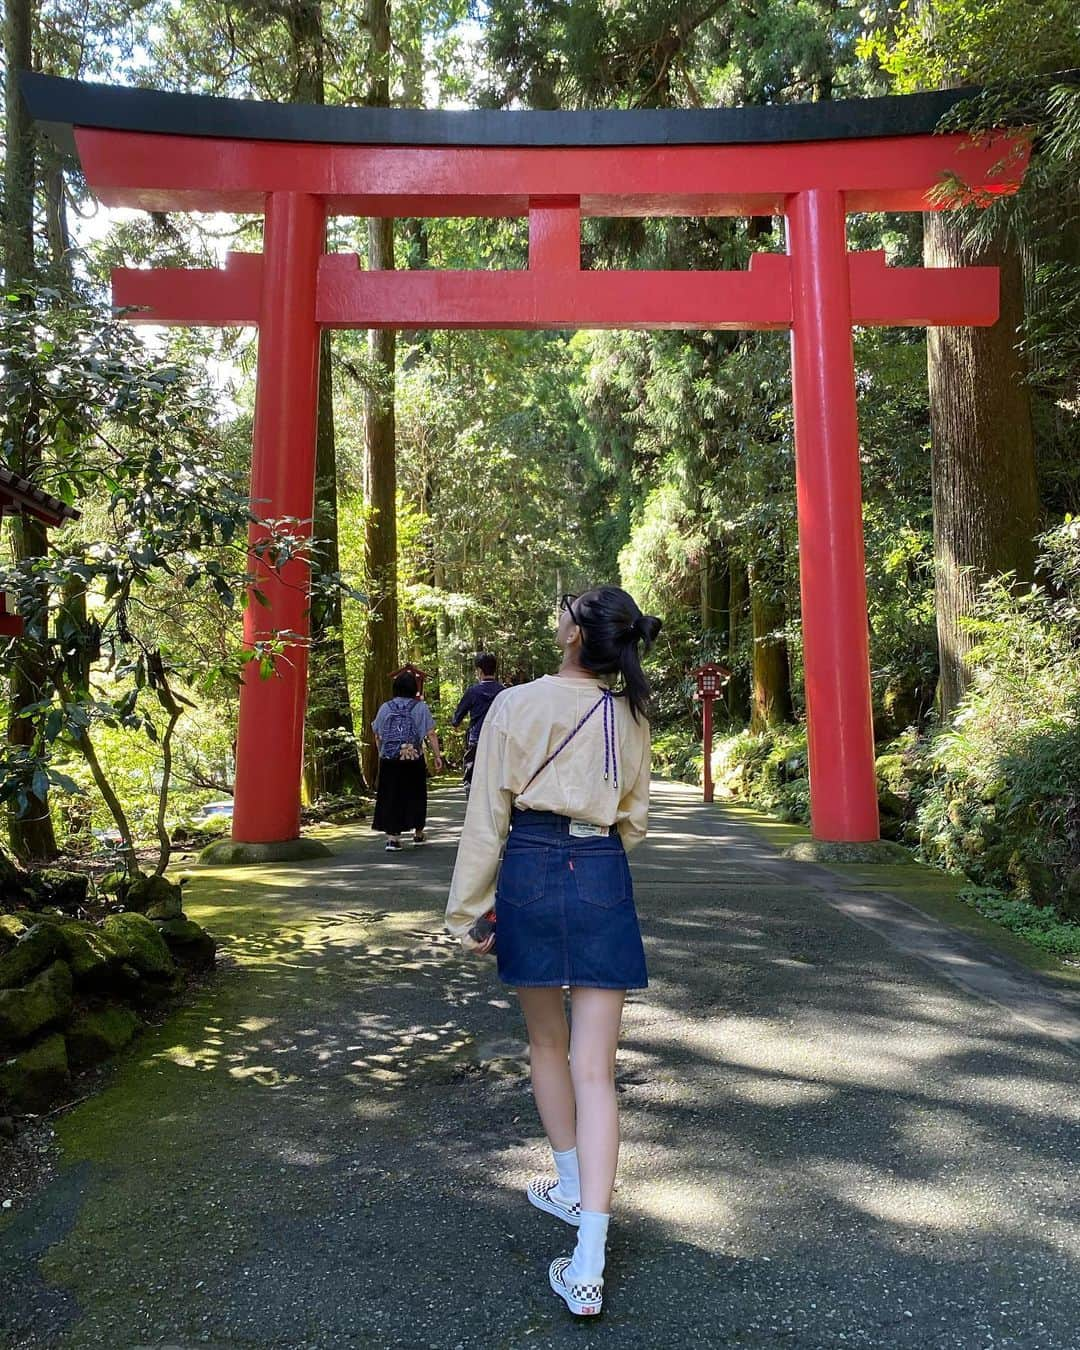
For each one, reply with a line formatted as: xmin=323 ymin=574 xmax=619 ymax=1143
xmin=2 ymin=781 xmax=1078 ymax=1349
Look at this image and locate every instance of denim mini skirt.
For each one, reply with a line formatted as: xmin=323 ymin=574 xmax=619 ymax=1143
xmin=494 ymin=809 xmax=648 ymax=990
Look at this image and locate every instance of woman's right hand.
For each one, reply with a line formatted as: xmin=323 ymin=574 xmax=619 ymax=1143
xmin=461 ymin=931 xmax=495 ymax=957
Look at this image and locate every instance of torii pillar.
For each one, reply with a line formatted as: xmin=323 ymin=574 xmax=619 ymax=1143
xmin=236 ymin=192 xmax=325 ymax=843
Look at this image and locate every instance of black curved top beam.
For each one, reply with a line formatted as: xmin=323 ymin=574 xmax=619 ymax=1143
xmin=21 ymin=71 xmax=985 ymax=158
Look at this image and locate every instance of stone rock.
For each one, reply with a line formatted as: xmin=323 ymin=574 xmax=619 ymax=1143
xmin=65 ymin=1005 xmax=140 ymax=1069
xmin=10 ymin=909 xmax=62 ymax=928
xmin=31 ymin=869 xmax=89 ymax=913
xmin=102 ymin=913 xmax=176 ymax=979
xmin=134 ymin=971 xmax=184 ymax=1005
xmin=878 ymin=788 xmax=909 ymax=820
xmin=874 ymin=753 xmax=908 ymax=794
xmin=199 ymin=838 xmax=332 ymax=865
xmin=124 ymin=874 xmax=183 ymax=916
xmin=1006 ymin=851 xmax=1057 ymax=908
xmin=153 ymin=918 xmax=217 ymax=968
xmin=56 ymin=921 xmax=126 ymax=988
xmin=879 ymin=812 xmax=906 ymax=843
xmin=145 ymin=892 xmax=183 ymax=921
xmin=782 ymin=839 xmax=914 ymax=865
xmin=0 ymin=913 xmax=29 ymax=952
xmin=0 ymin=1032 xmax=69 ymax=1113
xmin=0 ymin=924 xmax=63 ymax=990
xmin=0 ymin=1114 xmax=15 ymax=1139
xmin=0 ymin=961 xmax=74 ymax=1046
xmin=112 ymin=962 xmax=145 ymax=997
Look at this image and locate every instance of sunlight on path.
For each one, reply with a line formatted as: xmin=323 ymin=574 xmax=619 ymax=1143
xmin=2 ymin=782 xmax=1078 ymax=1349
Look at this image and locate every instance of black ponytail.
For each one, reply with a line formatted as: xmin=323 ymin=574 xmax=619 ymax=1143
xmin=572 ymin=586 xmax=663 ymax=720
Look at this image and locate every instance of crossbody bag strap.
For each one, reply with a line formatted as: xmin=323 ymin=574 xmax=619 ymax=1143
xmin=519 ymin=688 xmax=616 ymax=795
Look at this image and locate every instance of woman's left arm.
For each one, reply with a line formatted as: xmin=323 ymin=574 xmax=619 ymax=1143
xmin=426 ymin=726 xmax=443 ymax=772
xmin=445 ymin=707 xmax=513 ymax=941
xmin=617 ymin=728 xmax=651 ymax=852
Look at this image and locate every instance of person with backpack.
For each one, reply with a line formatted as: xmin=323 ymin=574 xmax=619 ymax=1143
xmin=371 ymin=669 xmax=443 ymax=851
xmin=445 ymin=586 xmax=662 ymax=1319
xmin=452 ymin=652 xmax=506 ymax=794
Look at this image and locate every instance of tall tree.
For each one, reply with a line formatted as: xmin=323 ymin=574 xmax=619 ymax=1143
xmin=3 ymin=0 xmax=60 ymax=861
xmin=132 ymin=0 xmax=365 ymax=797
xmin=868 ymin=0 xmax=1078 ymax=717
xmin=749 ymin=554 xmax=793 ymax=731
xmin=359 ymin=0 xmax=400 ymax=790
xmin=285 ymin=0 xmax=365 ymax=800
xmin=924 ymin=215 xmax=1039 ymax=714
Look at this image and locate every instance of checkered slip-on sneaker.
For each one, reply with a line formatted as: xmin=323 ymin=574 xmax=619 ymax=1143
xmin=549 ymin=1257 xmax=603 ymax=1317
xmin=527 ymin=1177 xmax=581 ymax=1226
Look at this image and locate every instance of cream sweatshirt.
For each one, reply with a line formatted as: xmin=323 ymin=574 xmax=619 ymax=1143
xmin=444 ymin=673 xmax=652 ymax=940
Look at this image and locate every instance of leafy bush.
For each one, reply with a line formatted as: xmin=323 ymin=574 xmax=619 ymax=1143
xmin=650 ymin=729 xmax=703 ymax=785
xmin=906 ymin=522 xmax=1080 ymax=914
xmin=713 ymin=726 xmax=810 ymax=822
xmin=958 ymin=887 xmax=1080 ymax=958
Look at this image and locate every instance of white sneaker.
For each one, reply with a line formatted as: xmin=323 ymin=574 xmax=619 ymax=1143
xmin=527 ymin=1177 xmax=581 ymax=1226
xmin=549 ymin=1256 xmax=603 ymax=1316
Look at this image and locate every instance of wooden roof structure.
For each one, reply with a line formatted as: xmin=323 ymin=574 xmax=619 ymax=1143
xmin=0 ymin=465 xmax=80 ymax=527
xmin=0 ymin=464 xmax=80 ymax=637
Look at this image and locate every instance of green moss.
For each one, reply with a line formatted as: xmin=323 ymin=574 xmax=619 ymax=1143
xmin=56 ymin=921 xmax=126 ymax=987
xmin=0 ymin=923 xmax=63 ymax=989
xmin=198 ymin=838 xmax=333 ymax=865
xmin=783 ymin=839 xmax=913 ymax=865
xmin=0 ymin=913 xmax=29 ymax=949
xmin=66 ymin=1005 xmax=141 ymax=1069
xmin=0 ymin=1031 xmax=68 ymax=1112
xmin=102 ymin=913 xmax=176 ymax=979
xmin=0 ymin=960 xmax=74 ymax=1045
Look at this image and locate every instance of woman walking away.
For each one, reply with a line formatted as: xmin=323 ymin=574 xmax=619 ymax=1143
xmin=445 ymin=586 xmax=662 ymax=1317
xmin=372 ymin=669 xmax=443 ymax=850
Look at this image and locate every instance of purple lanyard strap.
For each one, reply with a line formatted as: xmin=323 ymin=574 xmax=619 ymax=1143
xmin=522 ymin=687 xmax=619 ymax=795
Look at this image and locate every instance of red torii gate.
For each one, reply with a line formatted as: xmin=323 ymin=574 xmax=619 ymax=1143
xmin=23 ymin=75 xmax=1029 ymax=850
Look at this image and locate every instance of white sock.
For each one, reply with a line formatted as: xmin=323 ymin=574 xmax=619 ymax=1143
xmin=551 ymin=1146 xmax=580 ymax=1204
xmin=567 ymin=1210 xmax=609 ymax=1283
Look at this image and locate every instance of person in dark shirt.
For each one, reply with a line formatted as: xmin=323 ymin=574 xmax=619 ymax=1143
xmin=452 ymin=653 xmax=506 ymax=793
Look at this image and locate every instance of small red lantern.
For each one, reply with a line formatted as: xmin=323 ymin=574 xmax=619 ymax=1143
xmin=0 ymin=591 xmax=22 ymax=638
xmin=692 ymin=662 xmax=731 ymax=804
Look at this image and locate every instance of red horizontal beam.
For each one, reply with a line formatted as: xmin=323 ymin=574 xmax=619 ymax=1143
xmin=848 ymin=250 xmax=999 ymax=326
xmin=79 ymin=128 xmax=1029 ymax=218
xmin=112 ymin=249 xmax=1000 ymax=331
xmin=113 ymin=251 xmax=263 ymax=325
xmin=318 ymin=252 xmax=794 ymax=330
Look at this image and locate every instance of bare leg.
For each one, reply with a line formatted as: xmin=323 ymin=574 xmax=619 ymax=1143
xmin=568 ymin=987 xmax=625 ymax=1214
xmin=516 ymin=987 xmax=575 ymax=1152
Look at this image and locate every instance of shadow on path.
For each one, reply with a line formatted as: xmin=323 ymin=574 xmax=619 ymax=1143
xmin=1 ymin=783 xmax=1078 ymax=1349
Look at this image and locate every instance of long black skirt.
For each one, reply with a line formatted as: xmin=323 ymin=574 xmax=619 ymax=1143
xmin=372 ymin=756 xmax=428 ymax=835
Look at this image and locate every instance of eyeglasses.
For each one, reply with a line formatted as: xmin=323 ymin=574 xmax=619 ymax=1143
xmin=559 ymin=593 xmax=579 ymax=620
